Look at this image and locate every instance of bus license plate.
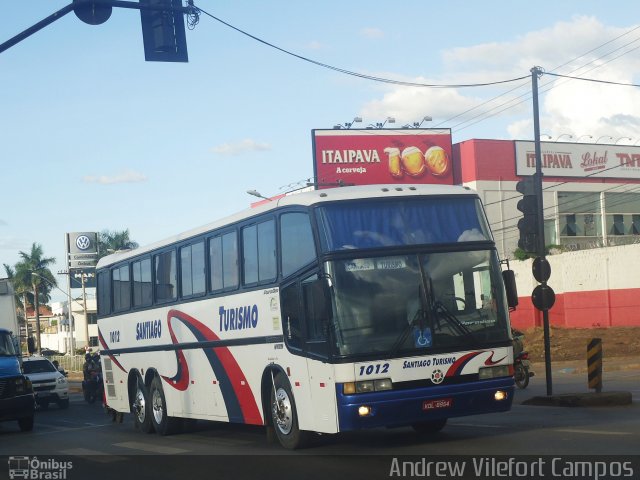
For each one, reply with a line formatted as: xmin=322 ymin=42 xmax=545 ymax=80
xmin=423 ymin=398 xmax=453 ymax=410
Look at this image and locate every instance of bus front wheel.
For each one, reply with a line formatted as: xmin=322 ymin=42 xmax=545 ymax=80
xmin=149 ymin=376 xmax=181 ymax=435
xmin=270 ymin=373 xmax=309 ymax=449
xmin=133 ymin=378 xmax=155 ymax=434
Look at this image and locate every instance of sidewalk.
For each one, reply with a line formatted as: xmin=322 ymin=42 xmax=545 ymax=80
xmin=515 ymin=358 xmax=638 ymax=407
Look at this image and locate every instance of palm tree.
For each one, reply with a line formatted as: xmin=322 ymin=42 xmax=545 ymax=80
xmin=97 ymin=229 xmax=139 ymax=259
xmin=14 ymin=243 xmax=57 ymax=354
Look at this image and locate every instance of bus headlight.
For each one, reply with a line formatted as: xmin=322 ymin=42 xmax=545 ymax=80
xmin=478 ymin=365 xmax=510 ymax=380
xmin=358 ymin=405 xmax=372 ymax=417
xmin=343 ymin=378 xmax=393 ymax=394
xmin=374 ymin=378 xmax=393 ymax=391
xmin=494 ymin=390 xmax=508 ymax=401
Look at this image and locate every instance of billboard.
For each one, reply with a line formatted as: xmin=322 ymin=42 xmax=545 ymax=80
xmin=312 ymin=129 xmax=453 ymax=188
xmin=515 ymin=141 xmax=640 ymax=179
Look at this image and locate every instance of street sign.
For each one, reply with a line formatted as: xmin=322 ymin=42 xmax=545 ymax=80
xmin=532 ymin=257 xmax=551 ymax=283
xmin=70 ymin=269 xmax=96 ymax=289
xmin=532 ymin=284 xmax=556 ymax=311
xmin=69 ymin=257 xmax=97 ymax=269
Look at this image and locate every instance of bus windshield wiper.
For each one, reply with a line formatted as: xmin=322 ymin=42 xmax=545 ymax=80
xmin=432 ymin=301 xmax=475 ymax=342
xmin=390 ymin=308 xmax=423 ymax=356
xmin=389 ymin=283 xmax=430 ymax=357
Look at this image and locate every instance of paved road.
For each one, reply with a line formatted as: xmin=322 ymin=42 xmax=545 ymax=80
xmin=0 ymin=369 xmax=637 ymax=479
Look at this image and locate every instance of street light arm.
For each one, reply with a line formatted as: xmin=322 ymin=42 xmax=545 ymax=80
xmin=31 ymin=272 xmax=85 ymax=309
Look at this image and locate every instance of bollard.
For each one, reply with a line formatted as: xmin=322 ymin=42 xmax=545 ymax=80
xmin=587 ymin=338 xmax=603 ymax=393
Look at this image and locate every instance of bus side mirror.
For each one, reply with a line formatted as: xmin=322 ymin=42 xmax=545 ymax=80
xmin=502 ymin=270 xmax=518 ymax=309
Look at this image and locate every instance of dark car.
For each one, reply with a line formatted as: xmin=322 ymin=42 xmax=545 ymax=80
xmin=39 ymin=348 xmax=62 ymax=357
xmin=0 ymin=329 xmax=35 ymax=431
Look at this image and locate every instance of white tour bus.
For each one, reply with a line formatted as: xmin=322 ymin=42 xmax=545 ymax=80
xmin=96 ymin=184 xmax=518 ymax=449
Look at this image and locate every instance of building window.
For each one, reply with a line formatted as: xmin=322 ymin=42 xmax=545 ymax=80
xmin=87 ymin=313 xmax=97 ymax=325
xmin=605 ymin=192 xmax=640 ymax=238
xmin=558 ymin=192 xmax=602 ymax=242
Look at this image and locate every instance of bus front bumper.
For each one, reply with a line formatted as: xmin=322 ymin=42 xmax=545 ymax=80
xmin=0 ymin=393 xmax=35 ymax=422
xmin=336 ymin=377 xmax=514 ymax=431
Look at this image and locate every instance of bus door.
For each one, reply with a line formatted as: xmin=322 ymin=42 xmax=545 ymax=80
xmin=281 ymin=274 xmax=337 ymax=433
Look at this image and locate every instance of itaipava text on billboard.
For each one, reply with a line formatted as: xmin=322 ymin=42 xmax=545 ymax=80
xmin=312 ymin=129 xmax=453 ymax=187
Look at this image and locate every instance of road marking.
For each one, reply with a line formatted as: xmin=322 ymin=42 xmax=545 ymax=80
xmin=29 ymin=423 xmax=113 ymax=436
xmin=554 ymin=428 xmax=633 ymax=436
xmin=450 ymin=423 xmax=506 ymax=429
xmin=114 ymin=441 xmax=189 ymax=454
xmin=59 ymin=448 xmax=127 ymax=463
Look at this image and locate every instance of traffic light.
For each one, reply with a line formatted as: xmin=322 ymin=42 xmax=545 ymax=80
xmin=140 ymin=0 xmax=188 ymax=62
xmin=73 ymin=0 xmax=112 ymax=25
xmin=516 ymin=176 xmax=539 ymax=253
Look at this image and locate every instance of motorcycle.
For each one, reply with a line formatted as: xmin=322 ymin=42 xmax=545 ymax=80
xmin=512 ymin=330 xmax=535 ymax=388
xmin=82 ymin=370 xmax=104 ymax=404
xmin=514 ymin=350 xmax=535 ymax=388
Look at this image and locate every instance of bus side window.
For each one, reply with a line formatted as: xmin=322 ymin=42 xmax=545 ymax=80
xmin=280 ymin=283 xmax=303 ymax=350
xmin=281 ymin=212 xmax=316 ymax=277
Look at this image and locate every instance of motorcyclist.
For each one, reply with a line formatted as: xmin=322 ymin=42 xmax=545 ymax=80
xmin=512 ymin=328 xmax=525 ymax=358
xmin=82 ymin=353 xmax=98 ymax=381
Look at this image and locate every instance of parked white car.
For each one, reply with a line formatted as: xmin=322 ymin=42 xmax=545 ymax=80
xmin=22 ymin=356 xmax=69 ymax=409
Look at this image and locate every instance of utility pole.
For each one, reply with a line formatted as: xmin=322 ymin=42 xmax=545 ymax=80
xmin=32 ymin=281 xmax=41 ymax=355
xmin=81 ymin=273 xmax=89 ymax=349
xmin=530 ymin=66 xmax=555 ymax=396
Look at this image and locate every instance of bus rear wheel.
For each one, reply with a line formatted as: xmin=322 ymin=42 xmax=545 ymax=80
xmin=411 ymin=418 xmax=447 ymax=434
xmin=149 ymin=376 xmax=181 ymax=435
xmin=270 ymin=373 xmax=309 ymax=449
xmin=133 ymin=378 xmax=155 ymax=434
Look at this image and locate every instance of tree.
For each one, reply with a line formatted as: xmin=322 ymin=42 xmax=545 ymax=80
xmin=97 ymin=229 xmax=139 ymax=259
xmin=13 ymin=243 xmax=57 ymax=354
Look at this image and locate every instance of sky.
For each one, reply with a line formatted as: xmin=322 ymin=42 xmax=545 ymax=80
xmin=2 ymin=1 xmax=640 ymax=303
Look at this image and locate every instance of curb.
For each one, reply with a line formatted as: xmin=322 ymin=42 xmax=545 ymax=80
xmin=522 ymin=391 xmax=633 ymax=407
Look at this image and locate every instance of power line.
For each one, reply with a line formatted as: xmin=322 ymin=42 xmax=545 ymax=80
xmin=545 ymin=71 xmax=640 ymax=88
xmin=194 ymin=6 xmax=530 ymax=89
xmin=441 ymin=27 xmax=640 ymax=133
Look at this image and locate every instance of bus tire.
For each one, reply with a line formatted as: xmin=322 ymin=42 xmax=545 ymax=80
xmin=133 ymin=378 xmax=155 ymax=434
xmin=412 ymin=418 xmax=447 ymax=434
xmin=149 ymin=376 xmax=181 ymax=435
xmin=270 ymin=373 xmax=309 ymax=449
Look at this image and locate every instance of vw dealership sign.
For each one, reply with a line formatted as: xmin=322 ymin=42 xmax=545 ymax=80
xmin=67 ymin=232 xmax=98 ymax=269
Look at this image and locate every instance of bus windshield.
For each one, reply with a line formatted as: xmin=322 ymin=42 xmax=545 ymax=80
xmin=325 ymin=249 xmax=510 ymax=357
xmin=317 ymin=196 xmax=491 ymax=251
